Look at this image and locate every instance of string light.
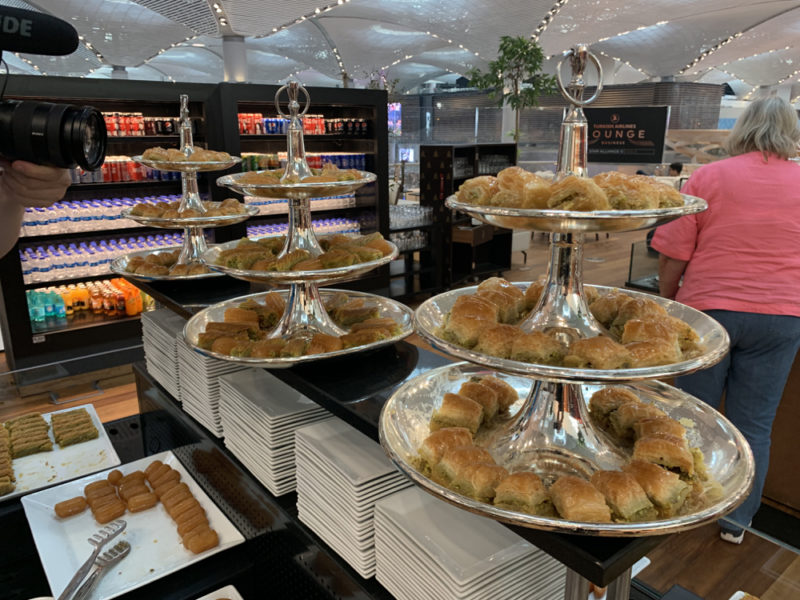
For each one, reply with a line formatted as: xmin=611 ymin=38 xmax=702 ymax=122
xmin=718 ymin=45 xmax=793 ymax=68
xmin=379 ymin=32 xmax=485 ymax=72
xmin=593 ymin=49 xmax=651 ymax=78
xmin=531 ymin=0 xmax=570 ymax=42
xmin=680 ymin=31 xmax=744 ymax=75
xmin=596 ymin=21 xmax=670 ymax=44
xmin=255 ymin=1 xmax=349 ymax=38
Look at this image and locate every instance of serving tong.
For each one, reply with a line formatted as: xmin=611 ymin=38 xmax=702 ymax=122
xmin=72 ymin=540 xmax=132 ymax=600
xmin=57 ymin=519 xmax=127 ymax=600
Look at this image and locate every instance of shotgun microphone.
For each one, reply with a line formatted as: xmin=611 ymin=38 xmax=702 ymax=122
xmin=0 ymin=5 xmax=79 ymax=56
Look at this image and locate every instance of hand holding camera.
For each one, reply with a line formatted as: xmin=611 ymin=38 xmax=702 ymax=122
xmin=0 ymin=159 xmax=72 ymax=208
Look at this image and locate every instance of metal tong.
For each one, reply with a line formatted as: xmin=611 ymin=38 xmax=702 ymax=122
xmin=72 ymin=540 xmax=131 ymax=600
xmin=57 ymin=519 xmax=127 ymax=600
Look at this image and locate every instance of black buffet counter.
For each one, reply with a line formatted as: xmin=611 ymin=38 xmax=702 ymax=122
xmin=0 ymin=276 xmax=670 ymax=600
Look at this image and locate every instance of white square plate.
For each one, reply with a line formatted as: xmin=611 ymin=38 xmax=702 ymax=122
xmin=2 ymin=404 xmax=120 ymax=503
xmin=195 ymin=584 xmax=244 ymax=600
xmin=21 ymin=450 xmax=245 ymax=600
xmin=374 ymin=488 xmax=532 ymax=586
xmin=295 ymin=420 xmax=397 ymax=485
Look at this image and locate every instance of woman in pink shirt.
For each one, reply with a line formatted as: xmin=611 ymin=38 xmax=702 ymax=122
xmin=651 ymin=95 xmax=800 ymax=544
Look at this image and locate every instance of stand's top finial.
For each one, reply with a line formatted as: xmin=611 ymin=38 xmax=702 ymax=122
xmin=556 ymin=45 xmax=603 ymax=107
xmin=275 ymin=81 xmax=310 ymax=118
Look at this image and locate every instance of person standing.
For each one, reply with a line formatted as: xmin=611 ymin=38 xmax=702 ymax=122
xmin=651 ymin=95 xmax=800 ymax=544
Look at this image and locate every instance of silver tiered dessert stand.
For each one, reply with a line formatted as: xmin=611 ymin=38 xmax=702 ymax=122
xmin=112 ymin=94 xmax=257 ymax=280
xmin=181 ymin=82 xmax=413 ymax=366
xmin=379 ymin=46 xmax=755 ymax=600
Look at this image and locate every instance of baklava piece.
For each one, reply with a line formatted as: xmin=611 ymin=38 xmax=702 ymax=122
xmin=510 ymin=331 xmax=567 ymax=365
xmin=623 ymin=460 xmax=691 ymax=517
xmin=590 ymin=470 xmax=657 ymax=522
xmin=563 ymin=336 xmax=633 ymax=370
xmin=474 ymin=375 xmax=519 ymax=413
xmin=429 ymin=393 xmax=484 ymax=435
xmin=494 ymin=471 xmax=553 ymax=516
xmin=549 ymin=475 xmax=612 ymax=522
xmin=417 ymin=428 xmax=474 ymax=476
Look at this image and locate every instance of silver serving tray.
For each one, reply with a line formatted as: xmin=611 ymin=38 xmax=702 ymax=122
xmin=120 ymin=204 xmax=259 ymax=229
xmin=110 ymin=247 xmax=224 ymax=281
xmin=203 ymin=238 xmax=398 ymax=285
xmin=132 ymin=155 xmax=242 ymax=172
xmin=183 ymin=289 xmax=413 ymax=368
xmin=217 ymin=170 xmax=376 ymax=199
xmin=379 ymin=362 xmax=754 ymax=536
xmin=415 ymin=284 xmax=729 ymax=382
xmin=445 ymin=193 xmax=706 ymax=233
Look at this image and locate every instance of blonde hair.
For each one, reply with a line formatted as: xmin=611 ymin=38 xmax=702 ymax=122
xmin=725 ymin=96 xmax=800 ymax=159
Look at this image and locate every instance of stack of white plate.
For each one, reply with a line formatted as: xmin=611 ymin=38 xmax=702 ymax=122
xmin=375 ymin=487 xmax=566 ymax=600
xmin=218 ymin=369 xmax=331 ymax=496
xmin=295 ymin=419 xmax=412 ymax=578
xmin=141 ymin=309 xmax=186 ymax=399
xmin=177 ymin=337 xmax=249 ymax=437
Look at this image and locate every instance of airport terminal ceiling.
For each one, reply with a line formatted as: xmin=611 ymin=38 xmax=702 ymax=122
xmin=2 ymin=0 xmax=800 ymax=98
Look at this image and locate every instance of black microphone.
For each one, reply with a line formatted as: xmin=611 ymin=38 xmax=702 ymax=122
xmin=0 ymin=6 xmax=79 ymax=56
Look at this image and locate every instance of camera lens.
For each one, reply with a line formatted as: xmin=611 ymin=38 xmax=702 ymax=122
xmin=0 ymin=100 xmax=107 ymax=170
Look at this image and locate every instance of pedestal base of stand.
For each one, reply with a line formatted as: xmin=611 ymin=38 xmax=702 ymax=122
xmin=566 ymin=566 xmax=632 ymax=600
xmin=270 ymin=281 xmax=346 ymax=340
xmin=481 ymin=381 xmax=628 ymax=483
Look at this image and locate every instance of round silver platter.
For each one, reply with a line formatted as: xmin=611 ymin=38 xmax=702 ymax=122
xmin=216 ymin=170 xmax=377 ymax=200
xmin=121 ymin=204 xmax=259 ymax=229
xmin=110 ymin=247 xmax=224 ymax=281
xmin=183 ymin=289 xmax=414 ymax=368
xmin=445 ymin=193 xmax=706 ymax=233
xmin=415 ymin=283 xmax=729 ymax=382
xmin=132 ymin=155 xmax=242 ymax=172
xmin=379 ymin=361 xmax=754 ymax=537
xmin=203 ymin=238 xmax=399 ymax=285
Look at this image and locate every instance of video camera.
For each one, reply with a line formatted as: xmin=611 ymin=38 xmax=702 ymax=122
xmin=0 ymin=6 xmax=107 ymax=170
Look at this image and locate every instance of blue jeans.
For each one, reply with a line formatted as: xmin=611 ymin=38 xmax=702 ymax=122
xmin=674 ymin=310 xmax=800 ymax=534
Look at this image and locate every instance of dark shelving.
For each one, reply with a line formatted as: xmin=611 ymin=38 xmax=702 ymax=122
xmin=107 ymin=135 xmax=181 ymax=142
xmin=240 ymin=134 xmax=370 ymax=141
xmin=20 ymin=225 xmax=162 ymax=244
xmin=68 ymin=179 xmax=181 ymax=191
xmin=388 ymin=223 xmax=435 ymax=234
xmin=0 ymin=75 xmax=215 ymax=369
xmin=420 ymin=143 xmax=516 ymax=290
xmin=396 ymin=246 xmax=429 ymax=255
xmin=30 ymin=312 xmax=140 ymax=335
xmin=389 ymin=262 xmax=433 ymax=279
xmin=23 ymin=272 xmax=119 ymax=290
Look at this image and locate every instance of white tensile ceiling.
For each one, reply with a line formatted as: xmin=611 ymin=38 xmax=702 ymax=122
xmin=3 ymin=0 xmax=800 ymax=98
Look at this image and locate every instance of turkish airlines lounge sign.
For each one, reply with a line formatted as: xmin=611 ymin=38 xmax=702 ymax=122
xmin=585 ymin=106 xmax=670 ymax=164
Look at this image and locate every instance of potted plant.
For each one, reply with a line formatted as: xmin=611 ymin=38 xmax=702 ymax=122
xmin=467 ymin=36 xmax=557 ymax=145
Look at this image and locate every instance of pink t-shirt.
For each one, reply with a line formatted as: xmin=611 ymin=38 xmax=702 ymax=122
xmin=651 ymin=151 xmax=800 ymax=317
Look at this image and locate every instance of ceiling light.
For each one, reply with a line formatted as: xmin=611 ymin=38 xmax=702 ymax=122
xmin=532 ymin=0 xmax=569 ymax=42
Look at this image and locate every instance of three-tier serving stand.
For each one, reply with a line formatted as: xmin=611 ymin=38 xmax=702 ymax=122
xmin=379 ymin=46 xmax=755 ymax=600
xmin=112 ymin=94 xmax=258 ymax=280
xmin=182 ymin=82 xmax=414 ymax=366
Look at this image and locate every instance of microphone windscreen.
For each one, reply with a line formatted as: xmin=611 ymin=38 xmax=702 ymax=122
xmin=0 ymin=6 xmax=79 ymax=56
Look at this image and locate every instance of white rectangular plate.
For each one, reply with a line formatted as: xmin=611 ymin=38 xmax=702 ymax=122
xmin=374 ymin=487 xmax=533 ymax=586
xmin=195 ymin=584 xmax=244 ymax=600
xmin=2 ymin=404 xmax=120 ymax=503
xmin=21 ymin=450 xmax=245 ymax=600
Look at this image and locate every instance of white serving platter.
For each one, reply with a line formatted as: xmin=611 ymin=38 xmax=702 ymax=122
xmin=21 ymin=450 xmax=245 ymax=600
xmin=2 ymin=404 xmax=120 ymax=503
xmin=195 ymin=584 xmax=244 ymax=600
